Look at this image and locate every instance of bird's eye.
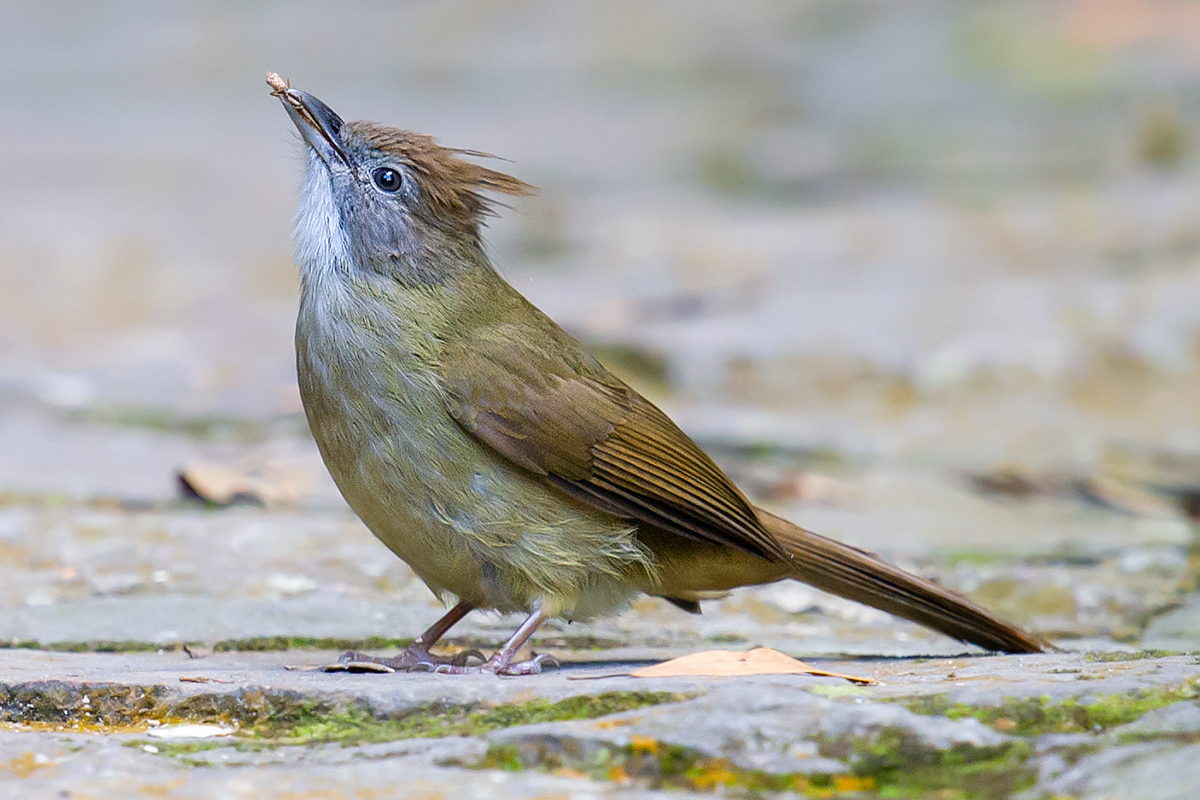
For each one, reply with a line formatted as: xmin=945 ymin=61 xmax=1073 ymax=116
xmin=372 ymin=167 xmax=403 ymax=192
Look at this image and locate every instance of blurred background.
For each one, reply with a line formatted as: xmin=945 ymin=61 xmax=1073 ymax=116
xmin=5 ymin=0 xmax=1200 ymax=653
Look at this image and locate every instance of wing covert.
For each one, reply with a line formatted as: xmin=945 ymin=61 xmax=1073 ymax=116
xmin=440 ymin=331 xmax=789 ymax=562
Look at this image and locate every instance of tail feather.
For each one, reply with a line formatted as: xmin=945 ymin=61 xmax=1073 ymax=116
xmin=756 ymin=509 xmax=1048 ymax=654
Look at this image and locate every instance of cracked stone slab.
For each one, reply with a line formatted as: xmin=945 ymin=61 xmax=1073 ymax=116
xmin=1143 ymin=593 xmax=1200 ymax=651
xmin=487 ymin=682 xmax=1011 ymax=775
xmin=1028 ymin=740 xmax=1200 ymax=800
xmin=1112 ymin=699 xmax=1200 ymax=736
xmin=172 ymin=735 xmax=491 ymax=769
xmin=1 ymin=650 xmax=1198 ymax=718
xmin=0 ymin=729 xmax=693 ymax=800
xmin=0 ymin=648 xmax=1196 ymax=799
xmin=864 ymin=653 xmax=1200 ymax=705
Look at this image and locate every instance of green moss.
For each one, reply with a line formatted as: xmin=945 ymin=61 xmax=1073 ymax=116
xmin=0 ymin=637 xmax=410 ymax=655
xmin=4 ymin=681 xmax=681 ymax=752
xmin=705 ymin=633 xmax=749 ymax=645
xmin=940 ymin=550 xmax=1019 ymax=567
xmin=211 ymin=636 xmax=415 ymax=653
xmin=827 ymin=730 xmax=1034 ymax=799
xmin=1139 ymin=104 xmax=1189 ymax=170
xmin=0 ymin=493 xmax=182 ymax=512
xmin=0 ymin=682 xmax=340 ymax=732
xmin=0 ymin=640 xmax=171 ymax=653
xmin=259 ymin=691 xmax=682 ymax=746
xmin=902 ymin=680 xmax=1200 ymax=735
xmin=705 ymin=441 xmax=855 ymax=473
xmin=698 ymin=149 xmax=758 ymax=195
xmin=1 ymin=633 xmax=621 ymax=655
xmin=872 ymin=752 xmax=1034 ymax=799
xmin=476 ymin=731 xmax=1033 ymax=798
xmin=1084 ymin=650 xmax=1181 ymax=663
xmin=478 ymin=741 xmax=830 ymax=793
xmin=124 ymin=740 xmax=229 ymax=759
xmin=1 ymin=637 xmax=410 ymax=654
xmin=65 ymin=406 xmax=306 ymax=443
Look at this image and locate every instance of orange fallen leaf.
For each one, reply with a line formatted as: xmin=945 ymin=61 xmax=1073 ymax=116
xmin=629 ymin=647 xmax=875 ymax=684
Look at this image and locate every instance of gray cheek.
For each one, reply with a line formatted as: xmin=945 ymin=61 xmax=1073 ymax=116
xmin=341 ymin=190 xmax=418 ymax=265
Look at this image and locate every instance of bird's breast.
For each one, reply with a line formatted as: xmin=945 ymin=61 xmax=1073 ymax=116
xmin=294 ymin=284 xmax=489 ymax=588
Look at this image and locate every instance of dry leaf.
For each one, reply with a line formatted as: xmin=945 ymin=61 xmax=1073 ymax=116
xmin=177 ymin=454 xmax=321 ymax=507
xmin=320 ymin=660 xmax=395 ymax=674
xmin=1076 ymin=475 xmax=1174 ymax=517
xmin=629 ymin=647 xmax=874 ymax=684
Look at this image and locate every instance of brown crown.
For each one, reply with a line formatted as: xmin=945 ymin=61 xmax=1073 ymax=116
xmin=343 ymin=121 xmax=534 ymax=231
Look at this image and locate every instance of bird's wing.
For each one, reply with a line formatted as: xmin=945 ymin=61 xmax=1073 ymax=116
xmin=439 ymin=326 xmax=788 ymax=562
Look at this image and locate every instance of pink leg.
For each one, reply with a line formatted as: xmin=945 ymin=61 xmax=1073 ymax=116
xmin=433 ymin=601 xmax=556 ymax=676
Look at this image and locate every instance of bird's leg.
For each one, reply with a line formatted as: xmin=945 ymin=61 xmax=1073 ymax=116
xmin=328 ymin=600 xmax=484 ymax=672
xmin=432 ymin=601 xmax=556 ymax=676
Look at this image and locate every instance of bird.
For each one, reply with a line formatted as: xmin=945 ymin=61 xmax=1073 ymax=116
xmin=266 ymin=73 xmax=1047 ymax=675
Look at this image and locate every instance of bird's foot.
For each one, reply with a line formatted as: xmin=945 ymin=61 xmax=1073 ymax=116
xmin=321 ymin=644 xmax=486 ymax=674
xmin=429 ymin=652 xmax=558 ymax=676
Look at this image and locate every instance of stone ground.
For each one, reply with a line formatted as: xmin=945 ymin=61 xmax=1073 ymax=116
xmin=3 ymin=411 xmax=1200 ymax=799
xmin=1 ymin=648 xmax=1199 ymax=799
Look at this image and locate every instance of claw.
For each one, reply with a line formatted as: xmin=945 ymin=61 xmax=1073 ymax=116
xmin=495 ymin=663 xmax=538 ymax=675
xmin=452 ymin=648 xmax=487 ymax=666
xmin=489 ymin=652 xmax=558 ymax=676
xmin=410 ymin=661 xmax=436 ymax=673
xmin=337 ymin=650 xmax=368 ymax=665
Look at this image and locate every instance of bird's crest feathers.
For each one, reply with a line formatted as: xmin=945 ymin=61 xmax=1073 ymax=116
xmin=344 ymin=121 xmax=534 ymax=229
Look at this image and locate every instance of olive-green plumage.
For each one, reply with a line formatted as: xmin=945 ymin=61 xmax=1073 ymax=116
xmin=271 ymin=76 xmax=1046 ymax=673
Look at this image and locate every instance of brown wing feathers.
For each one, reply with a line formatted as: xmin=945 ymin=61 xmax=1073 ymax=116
xmin=561 ymin=401 xmax=791 ymax=561
xmin=444 ymin=340 xmax=787 ymax=562
xmin=441 ymin=331 xmax=1046 ymax=653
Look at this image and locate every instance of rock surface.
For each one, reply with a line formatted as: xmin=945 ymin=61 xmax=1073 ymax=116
xmin=2 ymin=432 xmax=1200 ymax=798
xmin=0 ymin=648 xmax=1197 ymax=798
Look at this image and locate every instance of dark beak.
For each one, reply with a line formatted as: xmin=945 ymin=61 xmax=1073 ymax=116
xmin=270 ymin=77 xmax=351 ymax=168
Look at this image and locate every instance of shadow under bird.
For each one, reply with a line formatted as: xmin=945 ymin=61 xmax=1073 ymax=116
xmin=266 ymin=73 xmax=1047 ymax=675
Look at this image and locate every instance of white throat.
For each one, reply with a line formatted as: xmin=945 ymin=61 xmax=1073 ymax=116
xmin=294 ymin=151 xmax=351 ymax=291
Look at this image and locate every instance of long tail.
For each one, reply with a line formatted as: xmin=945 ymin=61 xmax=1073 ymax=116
xmin=756 ymin=508 xmax=1048 ymax=653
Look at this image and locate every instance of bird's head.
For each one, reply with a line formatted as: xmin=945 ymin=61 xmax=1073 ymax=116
xmin=269 ymin=74 xmax=532 ymax=284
